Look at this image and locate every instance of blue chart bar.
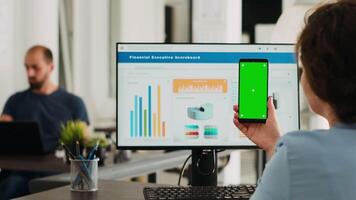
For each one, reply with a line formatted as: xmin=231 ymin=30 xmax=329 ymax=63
xmin=148 ymin=86 xmax=152 ymax=137
xmin=130 ymin=111 xmax=133 ymax=137
xmin=139 ymin=97 xmax=143 ymax=137
xmin=130 ymin=85 xmax=165 ymax=138
xmin=134 ymin=95 xmax=138 ymax=137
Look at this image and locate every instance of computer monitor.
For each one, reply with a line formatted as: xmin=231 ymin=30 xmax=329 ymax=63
xmin=116 ymin=43 xmax=299 ymax=149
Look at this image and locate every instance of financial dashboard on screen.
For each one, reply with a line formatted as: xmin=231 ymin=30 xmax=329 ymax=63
xmin=116 ymin=44 xmax=299 ymax=149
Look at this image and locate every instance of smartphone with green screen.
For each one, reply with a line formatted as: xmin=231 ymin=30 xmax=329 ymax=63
xmin=238 ymin=59 xmax=268 ymax=123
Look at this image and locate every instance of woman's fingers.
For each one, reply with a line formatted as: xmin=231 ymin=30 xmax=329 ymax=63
xmin=268 ymin=96 xmax=276 ymax=116
xmin=233 ymin=104 xmax=238 ymax=112
xmin=233 ymin=117 xmax=248 ymax=133
xmin=233 ymin=98 xmax=280 ymax=156
xmin=233 ymin=104 xmax=248 ymax=133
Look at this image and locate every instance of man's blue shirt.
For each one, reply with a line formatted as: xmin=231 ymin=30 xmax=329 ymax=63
xmin=2 ymin=88 xmax=89 ymax=152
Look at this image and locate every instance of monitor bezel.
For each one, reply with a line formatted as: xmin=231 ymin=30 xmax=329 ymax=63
xmin=116 ymin=43 xmax=300 ymax=150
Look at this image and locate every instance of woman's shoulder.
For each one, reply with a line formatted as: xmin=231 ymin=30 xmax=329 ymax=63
xmin=280 ymin=129 xmax=330 ymax=145
xmin=281 ymin=127 xmax=356 ymax=152
xmin=276 ymin=129 xmax=332 ymax=159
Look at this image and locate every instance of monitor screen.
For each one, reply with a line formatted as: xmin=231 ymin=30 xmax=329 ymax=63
xmin=116 ymin=44 xmax=299 ymax=149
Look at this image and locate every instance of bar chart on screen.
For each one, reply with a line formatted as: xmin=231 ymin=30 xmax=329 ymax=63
xmin=129 ymin=84 xmax=167 ymax=139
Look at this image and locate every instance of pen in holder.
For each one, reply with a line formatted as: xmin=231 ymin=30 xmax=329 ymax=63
xmin=70 ymin=158 xmax=99 ymax=192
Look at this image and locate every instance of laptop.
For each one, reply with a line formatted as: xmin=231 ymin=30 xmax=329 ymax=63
xmin=0 ymin=122 xmax=48 ymax=154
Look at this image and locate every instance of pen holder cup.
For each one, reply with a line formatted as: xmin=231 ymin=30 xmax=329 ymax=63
xmin=70 ymin=158 xmax=99 ymax=192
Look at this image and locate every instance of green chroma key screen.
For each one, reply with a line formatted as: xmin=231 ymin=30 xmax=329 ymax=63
xmin=238 ymin=59 xmax=268 ymax=122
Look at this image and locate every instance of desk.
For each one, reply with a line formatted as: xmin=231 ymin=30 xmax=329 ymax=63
xmin=29 ymin=150 xmax=191 ymax=193
xmin=0 ymin=154 xmax=68 ymax=173
xmin=0 ymin=146 xmax=123 ymax=173
xmin=29 ymin=150 xmax=231 ymax=193
xmin=16 ymin=180 xmax=161 ymax=200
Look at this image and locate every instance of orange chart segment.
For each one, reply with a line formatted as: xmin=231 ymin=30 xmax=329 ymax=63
xmin=173 ymin=79 xmax=228 ymax=93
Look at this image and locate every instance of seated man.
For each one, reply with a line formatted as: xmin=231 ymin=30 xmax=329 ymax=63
xmin=0 ymin=45 xmax=89 ymax=199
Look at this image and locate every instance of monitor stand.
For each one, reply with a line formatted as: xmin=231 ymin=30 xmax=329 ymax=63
xmin=191 ymin=149 xmax=218 ymax=186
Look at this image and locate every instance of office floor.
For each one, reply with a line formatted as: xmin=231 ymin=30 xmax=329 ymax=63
xmin=155 ymin=150 xmax=257 ymax=186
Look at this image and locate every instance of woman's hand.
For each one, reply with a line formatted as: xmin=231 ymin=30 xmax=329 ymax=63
xmin=233 ymin=97 xmax=281 ymax=157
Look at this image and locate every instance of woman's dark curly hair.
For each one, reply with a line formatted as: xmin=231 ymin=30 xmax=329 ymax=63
xmin=296 ymin=0 xmax=356 ymax=123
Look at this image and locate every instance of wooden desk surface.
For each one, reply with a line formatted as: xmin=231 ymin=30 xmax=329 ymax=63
xmin=0 ymin=145 xmax=122 ymax=173
xmin=16 ymin=180 xmax=160 ymax=200
xmin=0 ymin=154 xmax=69 ymax=172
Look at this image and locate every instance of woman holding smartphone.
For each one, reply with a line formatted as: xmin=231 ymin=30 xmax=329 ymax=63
xmin=234 ymin=1 xmax=356 ymax=199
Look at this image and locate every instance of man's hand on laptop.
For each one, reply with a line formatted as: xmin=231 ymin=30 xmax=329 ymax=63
xmin=0 ymin=114 xmax=13 ymax=122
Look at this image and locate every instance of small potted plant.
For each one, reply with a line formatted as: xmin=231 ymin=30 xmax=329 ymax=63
xmin=85 ymin=136 xmax=109 ymax=166
xmin=60 ymin=120 xmax=89 ymax=163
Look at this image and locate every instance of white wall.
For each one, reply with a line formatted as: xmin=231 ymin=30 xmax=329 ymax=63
xmin=72 ymin=0 xmax=111 ymax=124
xmin=193 ymin=0 xmax=241 ymax=43
xmin=255 ymin=24 xmax=276 ymax=43
xmin=0 ymin=0 xmax=15 ymax=111
xmin=116 ymin=0 xmax=165 ymax=42
xmin=0 ymin=0 xmax=59 ymax=112
xmin=14 ymin=0 xmax=59 ymax=87
xmin=283 ymin=0 xmax=295 ymax=10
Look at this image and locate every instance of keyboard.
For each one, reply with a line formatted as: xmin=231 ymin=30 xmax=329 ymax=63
xmin=143 ymin=184 xmax=256 ymax=200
